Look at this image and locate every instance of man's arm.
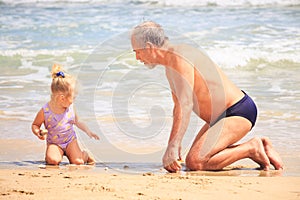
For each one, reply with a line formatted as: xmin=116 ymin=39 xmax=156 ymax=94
xmin=163 ymin=59 xmax=194 ymax=172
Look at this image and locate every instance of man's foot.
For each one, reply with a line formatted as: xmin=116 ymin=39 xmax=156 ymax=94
xmin=261 ymin=137 xmax=283 ymax=170
xmin=249 ymin=137 xmax=271 ymax=170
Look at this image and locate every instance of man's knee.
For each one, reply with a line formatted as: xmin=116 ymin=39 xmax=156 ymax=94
xmin=185 ymin=153 xmax=206 ymax=171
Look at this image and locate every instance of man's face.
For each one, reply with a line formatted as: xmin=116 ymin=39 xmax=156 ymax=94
xmin=131 ymin=36 xmax=157 ymax=69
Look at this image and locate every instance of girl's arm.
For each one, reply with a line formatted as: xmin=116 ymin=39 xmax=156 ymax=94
xmin=31 ymin=109 xmax=46 ymax=140
xmin=74 ymin=109 xmax=100 ymax=140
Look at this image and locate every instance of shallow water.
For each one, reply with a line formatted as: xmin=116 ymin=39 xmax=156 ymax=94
xmin=0 ymin=0 xmax=299 ymax=175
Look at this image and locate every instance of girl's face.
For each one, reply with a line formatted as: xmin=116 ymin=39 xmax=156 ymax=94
xmin=56 ymin=92 xmax=76 ymax=108
xmin=63 ymin=93 xmax=76 ymax=108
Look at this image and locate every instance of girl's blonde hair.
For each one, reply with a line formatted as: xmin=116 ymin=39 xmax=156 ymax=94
xmin=51 ymin=64 xmax=77 ymax=97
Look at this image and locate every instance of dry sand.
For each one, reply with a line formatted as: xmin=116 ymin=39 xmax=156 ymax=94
xmin=1 ymin=168 xmax=300 ymax=200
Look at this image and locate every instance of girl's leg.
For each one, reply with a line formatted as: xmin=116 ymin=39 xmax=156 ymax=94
xmin=65 ymin=139 xmax=95 ymax=165
xmin=45 ymin=144 xmax=64 ymax=165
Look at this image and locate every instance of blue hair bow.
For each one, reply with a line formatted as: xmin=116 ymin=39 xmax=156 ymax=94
xmin=56 ymin=71 xmax=65 ymax=78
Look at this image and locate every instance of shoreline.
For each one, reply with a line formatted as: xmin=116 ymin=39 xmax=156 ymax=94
xmin=1 ymin=168 xmax=300 ymax=200
xmin=0 ymin=161 xmax=287 ymax=177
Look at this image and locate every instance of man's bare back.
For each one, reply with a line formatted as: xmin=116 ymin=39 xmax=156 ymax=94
xmin=165 ymin=44 xmax=245 ymax=124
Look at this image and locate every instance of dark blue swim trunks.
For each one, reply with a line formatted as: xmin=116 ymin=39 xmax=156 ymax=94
xmin=210 ymin=91 xmax=257 ymax=129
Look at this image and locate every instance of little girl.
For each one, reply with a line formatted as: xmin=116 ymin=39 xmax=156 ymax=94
xmin=32 ymin=64 xmax=99 ymax=165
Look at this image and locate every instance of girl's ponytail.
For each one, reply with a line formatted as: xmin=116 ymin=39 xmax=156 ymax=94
xmin=51 ymin=64 xmax=65 ymax=79
xmin=50 ymin=64 xmax=76 ymax=98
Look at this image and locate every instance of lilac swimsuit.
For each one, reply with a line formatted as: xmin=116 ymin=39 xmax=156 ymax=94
xmin=43 ymin=103 xmax=77 ymax=151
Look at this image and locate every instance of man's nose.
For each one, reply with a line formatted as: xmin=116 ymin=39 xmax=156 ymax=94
xmin=135 ymin=52 xmax=140 ymax=60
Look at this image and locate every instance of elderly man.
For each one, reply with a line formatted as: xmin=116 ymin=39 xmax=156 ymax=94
xmin=131 ymin=21 xmax=283 ymax=173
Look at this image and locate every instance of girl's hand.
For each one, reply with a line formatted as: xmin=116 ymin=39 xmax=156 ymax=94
xmin=87 ymin=131 xmax=100 ymax=140
xmin=37 ymin=129 xmax=47 ymax=140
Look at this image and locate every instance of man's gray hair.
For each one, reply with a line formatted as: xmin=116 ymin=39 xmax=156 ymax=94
xmin=132 ymin=21 xmax=168 ymax=48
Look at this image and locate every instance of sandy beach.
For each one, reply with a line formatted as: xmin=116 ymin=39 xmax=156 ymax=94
xmin=1 ymin=138 xmax=300 ymax=200
xmin=1 ymin=168 xmax=300 ymax=200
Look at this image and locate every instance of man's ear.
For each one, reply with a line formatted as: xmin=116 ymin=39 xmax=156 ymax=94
xmin=146 ymin=42 xmax=157 ymax=57
xmin=146 ymin=42 xmax=154 ymax=49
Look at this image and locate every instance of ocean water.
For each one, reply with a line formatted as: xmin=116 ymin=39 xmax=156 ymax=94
xmin=0 ymin=0 xmax=299 ymax=175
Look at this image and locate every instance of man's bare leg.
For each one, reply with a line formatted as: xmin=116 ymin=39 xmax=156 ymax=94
xmin=261 ymin=137 xmax=283 ymax=170
xmin=186 ymin=117 xmax=271 ymax=171
xmin=205 ymin=137 xmax=271 ymax=170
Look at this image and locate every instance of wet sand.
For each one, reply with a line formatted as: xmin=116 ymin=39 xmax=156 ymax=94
xmin=1 ymin=138 xmax=300 ymax=175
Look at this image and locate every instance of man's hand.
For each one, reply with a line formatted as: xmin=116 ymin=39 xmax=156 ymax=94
xmin=162 ymin=144 xmax=182 ymax=173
